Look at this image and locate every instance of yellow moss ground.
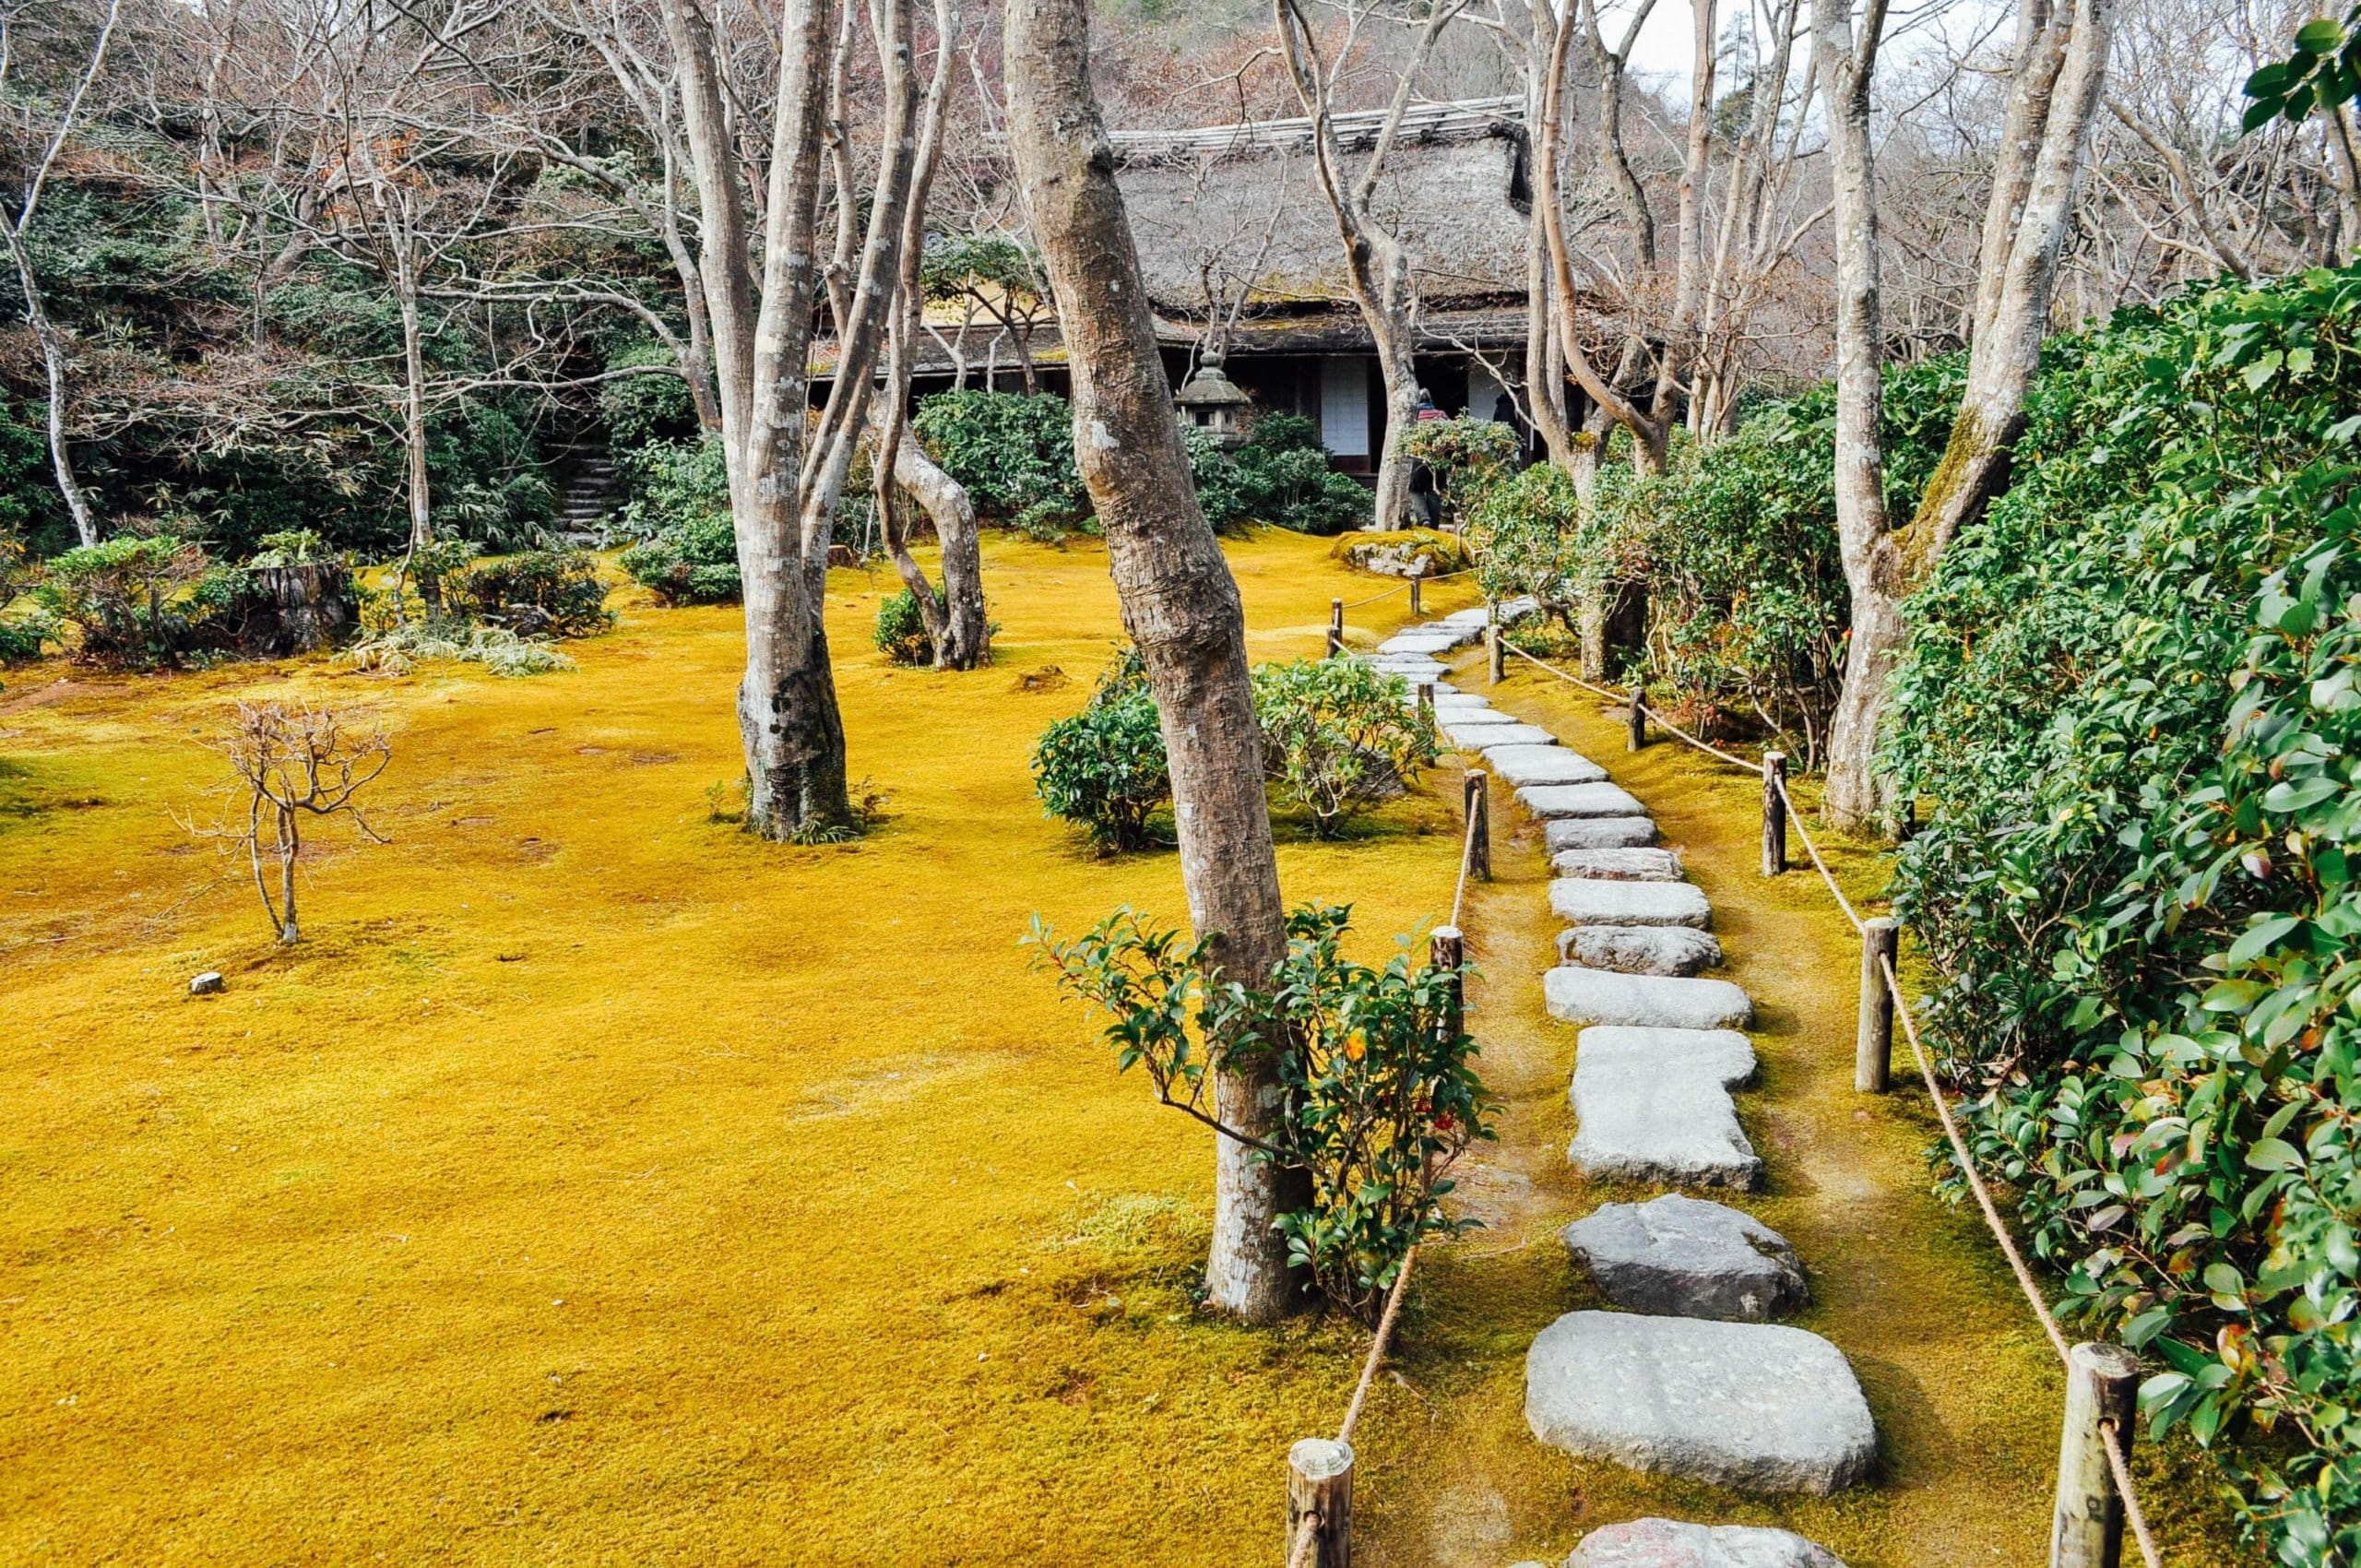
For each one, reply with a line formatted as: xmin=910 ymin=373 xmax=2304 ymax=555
xmin=0 ymin=533 xmax=2239 ymax=1564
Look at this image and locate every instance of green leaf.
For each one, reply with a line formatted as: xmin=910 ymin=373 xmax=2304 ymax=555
xmin=2244 ymin=1137 xmax=2306 ymax=1170
xmin=2296 ymin=18 xmax=2347 ymax=52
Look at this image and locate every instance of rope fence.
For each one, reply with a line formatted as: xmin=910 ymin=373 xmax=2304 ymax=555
xmin=1483 ymin=635 xmax=2168 ymax=1568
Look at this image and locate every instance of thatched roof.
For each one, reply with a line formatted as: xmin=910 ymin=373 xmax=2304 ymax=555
xmin=1113 ymin=99 xmax=1534 ymax=317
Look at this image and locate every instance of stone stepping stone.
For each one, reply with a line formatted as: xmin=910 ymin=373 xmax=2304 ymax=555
xmin=1561 ymin=1194 xmax=1808 ymax=1322
xmin=1549 ymin=878 xmax=1712 ymax=929
xmin=1546 ymin=815 xmax=1659 ymax=850
xmin=1567 ymin=1518 xmax=1849 ymax=1567
xmin=1568 ymin=1025 xmax=1761 ymax=1188
xmin=1518 ymin=781 xmax=1648 ymax=820
xmin=1444 ymin=720 xmax=1556 ymax=749
xmin=1373 ymin=656 xmax=1448 ymax=678
xmin=1483 ymin=743 xmax=1607 ymax=787
xmin=1525 ymin=1313 xmax=1877 ymax=1494
xmin=1547 ymin=965 xmax=1753 ymax=1030
xmin=1379 ymin=631 xmax=1466 ymax=655
xmin=1431 ymin=692 xmax=1492 ymax=712
xmin=1439 ymin=607 xmax=1494 ymax=628
xmin=1550 ymin=846 xmax=1684 ymax=881
xmin=1560 ymin=925 xmax=1724 ymax=977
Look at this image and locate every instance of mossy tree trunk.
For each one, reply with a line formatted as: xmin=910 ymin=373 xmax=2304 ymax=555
xmin=1819 ymin=0 xmax=1894 ymax=830
xmin=1005 ymin=0 xmax=1304 ymax=1323
xmin=1823 ymin=0 xmax=2116 ymax=828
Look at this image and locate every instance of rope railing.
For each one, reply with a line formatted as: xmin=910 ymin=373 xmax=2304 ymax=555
xmin=1338 ymin=564 xmax=1478 ymax=611
xmin=1484 ymin=627 xmax=2168 ymax=1568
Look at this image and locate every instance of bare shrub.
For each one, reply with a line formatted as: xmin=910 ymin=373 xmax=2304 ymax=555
xmin=202 ymin=703 xmax=392 ymax=944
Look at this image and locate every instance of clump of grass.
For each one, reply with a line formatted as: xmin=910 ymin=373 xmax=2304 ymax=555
xmin=338 ymin=623 xmax=575 ymax=677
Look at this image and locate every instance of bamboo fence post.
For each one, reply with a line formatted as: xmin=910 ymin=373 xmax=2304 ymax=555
xmin=1287 ymin=1437 xmax=1355 ymax=1568
xmin=2049 ymin=1343 xmax=2141 ymax=1568
xmin=1627 ymin=685 xmax=1647 ymax=752
xmin=1463 ymin=770 xmax=1490 ymax=882
xmin=1431 ymin=926 xmax=1464 ymax=1042
xmin=1761 ymin=752 xmax=1787 ymax=876
xmin=1857 ymin=916 xmax=1898 ymax=1094
xmin=1327 ymin=598 xmax=1344 ymax=658
xmin=1485 ymin=625 xmax=1503 ymax=684
xmin=1409 ymin=573 xmax=1423 ymax=617
xmin=1416 ymin=681 xmax=1435 ymax=718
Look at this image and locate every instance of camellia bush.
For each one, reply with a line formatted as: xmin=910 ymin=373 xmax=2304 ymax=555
xmin=1252 ymin=656 xmax=1437 ymax=837
xmin=1031 ymin=650 xmax=1170 ymax=851
xmin=1033 ymin=901 xmax=1495 ymax=1320
xmin=1884 ymin=267 xmax=2361 ymax=1563
xmin=457 ymin=549 xmax=613 ymax=638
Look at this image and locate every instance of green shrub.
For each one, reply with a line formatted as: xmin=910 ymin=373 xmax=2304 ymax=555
xmin=1188 ymin=414 xmax=1368 ymax=535
xmin=875 ymin=588 xmax=934 ymax=666
xmin=36 ymin=534 xmax=242 ymax=668
xmin=247 ymin=529 xmax=329 ymax=566
xmin=1032 ymin=653 xmax=1169 ymax=850
xmin=1033 ymin=901 xmax=1494 ymax=1320
xmin=913 ymin=389 xmax=1086 ymax=529
xmin=616 ymin=437 xmax=741 ymax=603
xmin=457 ymin=548 xmax=613 ymax=638
xmin=1252 ymin=656 xmax=1437 ymax=837
xmin=1884 ymin=267 xmax=2361 ymax=1562
xmin=1402 ymin=414 xmax=1520 ymax=524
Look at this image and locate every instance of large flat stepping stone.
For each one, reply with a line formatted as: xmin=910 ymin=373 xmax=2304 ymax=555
xmin=1373 ymin=658 xmax=1448 ymax=681
xmin=1444 ymin=720 xmax=1556 ymax=749
xmin=1484 ymin=743 xmax=1607 ymax=787
xmin=1525 ymin=1313 xmax=1877 ymax=1494
xmin=1547 ymin=815 xmax=1659 ymax=850
xmin=1560 ymin=925 xmax=1724 ymax=977
xmin=1551 ymin=847 xmax=1684 ymax=881
xmin=1519 ymin=781 xmax=1648 ymax=820
xmin=1547 ymin=966 xmax=1752 ymax=1030
xmin=1562 ymin=1194 xmax=1808 ymax=1322
xmin=1550 ymin=879 xmax=1712 ymax=929
xmin=1380 ymin=631 xmax=1468 ymax=655
xmin=1568 ymin=1517 xmax=1849 ymax=1567
xmin=1579 ymin=1025 xmax=1756 ymax=1086
xmin=1569 ymin=1026 xmax=1761 ymax=1187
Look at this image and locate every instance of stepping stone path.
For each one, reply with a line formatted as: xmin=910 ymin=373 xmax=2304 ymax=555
xmin=1366 ymin=605 xmax=1867 ymax=1550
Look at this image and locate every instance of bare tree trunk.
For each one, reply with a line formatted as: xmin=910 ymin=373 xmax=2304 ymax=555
xmin=1653 ymin=0 xmax=1717 ymax=423
xmin=1916 ymin=0 xmax=2115 ymax=552
xmin=391 ymin=233 xmax=442 ymax=615
xmin=1543 ymin=0 xmax=1668 ymax=471
xmin=1274 ymin=0 xmax=1465 ymax=528
xmin=1006 ymin=0 xmax=1301 ymax=1323
xmin=1523 ymin=0 xmax=1575 ymax=468
xmin=1823 ymin=0 xmax=2115 ymax=829
xmin=1818 ymin=0 xmax=1895 ymax=828
xmin=8 ymin=255 xmax=100 ymax=546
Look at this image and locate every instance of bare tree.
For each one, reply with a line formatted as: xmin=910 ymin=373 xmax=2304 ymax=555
xmin=653 ymin=0 xmax=933 ymax=837
xmin=1005 ymin=0 xmax=1303 ymax=1322
xmin=1273 ymin=0 xmax=1469 ymax=528
xmin=0 ymin=0 xmax=125 ymax=547
xmin=873 ymin=0 xmax=991 ymax=671
xmin=1823 ymin=0 xmax=2118 ymax=826
xmin=209 ymin=701 xmax=391 ymax=944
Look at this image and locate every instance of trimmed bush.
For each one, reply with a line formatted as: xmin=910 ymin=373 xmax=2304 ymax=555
xmin=1252 ymin=656 xmax=1438 ymax=837
xmin=875 ymin=588 xmax=934 ymax=666
xmin=913 ymin=389 xmax=1086 ymax=529
xmin=457 ymin=549 xmax=612 ymax=638
xmin=617 ymin=437 xmax=741 ymax=604
xmin=35 ymin=534 xmax=243 ymax=668
xmin=1032 ymin=652 xmax=1169 ymax=851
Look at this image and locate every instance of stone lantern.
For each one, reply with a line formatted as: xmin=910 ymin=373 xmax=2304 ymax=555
xmin=1174 ymin=352 xmax=1252 ymax=448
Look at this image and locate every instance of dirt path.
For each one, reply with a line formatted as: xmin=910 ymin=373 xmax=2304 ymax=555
xmin=1349 ymin=656 xmax=2243 ymax=1567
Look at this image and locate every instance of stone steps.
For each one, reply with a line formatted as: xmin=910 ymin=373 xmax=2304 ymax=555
xmin=1344 ymin=636 xmax=1872 ymax=1547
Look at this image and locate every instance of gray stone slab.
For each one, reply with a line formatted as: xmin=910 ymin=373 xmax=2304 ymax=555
xmin=1559 ymin=925 xmax=1724 ymax=977
xmin=1484 ymin=744 xmax=1607 ymax=787
xmin=1569 ymin=1025 xmax=1761 ymax=1187
xmin=1578 ymin=1025 xmax=1757 ymax=1087
xmin=1431 ymin=692 xmax=1493 ymax=712
xmin=1380 ymin=630 xmax=1469 ymax=655
xmin=1518 ymin=781 xmax=1649 ymax=820
xmin=1444 ymin=720 xmax=1556 ymax=749
xmin=1566 ymin=1518 xmax=1849 ymax=1567
xmin=1546 ymin=816 xmax=1659 ymax=850
xmin=1525 ymin=1313 xmax=1877 ymax=1494
xmin=1549 ymin=879 xmax=1712 ymax=929
xmin=1546 ymin=966 xmax=1752 ymax=1030
xmin=1440 ymin=607 xmax=1495 ymax=628
xmin=1550 ymin=847 xmax=1685 ymax=881
xmin=1372 ymin=657 xmax=1448 ymax=679
xmin=1561 ymin=1194 xmax=1808 ymax=1322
